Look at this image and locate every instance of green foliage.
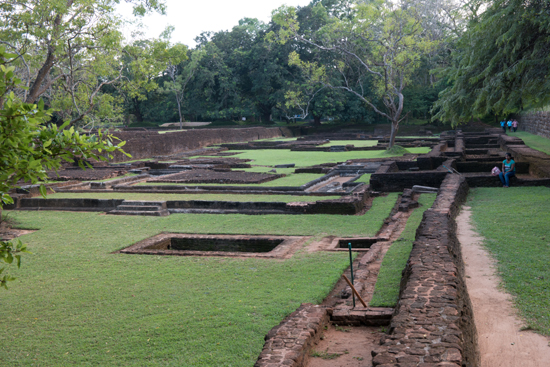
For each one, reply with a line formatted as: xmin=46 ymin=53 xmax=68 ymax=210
xmin=370 ymin=193 xmax=436 ymax=307
xmin=434 ymin=0 xmax=550 ymax=125
xmin=0 ymin=238 xmax=30 ymax=289
xmin=272 ymin=0 xmax=438 ymax=146
xmin=468 ymin=187 xmax=550 ymax=335
xmin=0 ymin=0 xmax=167 ymax=126
xmin=0 ymin=47 xmax=129 ymax=208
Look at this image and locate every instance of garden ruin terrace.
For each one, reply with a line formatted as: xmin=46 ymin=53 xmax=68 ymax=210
xmin=3 ymin=125 xmax=550 ymax=367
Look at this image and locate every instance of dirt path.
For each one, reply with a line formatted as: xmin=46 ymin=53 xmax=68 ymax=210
xmin=457 ymin=206 xmax=550 ymax=367
xmin=306 ymin=324 xmax=383 ymax=367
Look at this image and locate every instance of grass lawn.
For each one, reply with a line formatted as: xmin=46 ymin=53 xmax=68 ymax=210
xmin=324 ymin=140 xmax=378 ymax=147
xmin=1 ymin=193 xmax=398 ymax=366
xmin=241 ymin=167 xmax=296 ymax=175
xmin=512 ymin=131 xmax=550 ymax=155
xmin=369 ymin=193 xmax=437 ymax=307
xmin=46 ymin=192 xmax=341 ymax=203
xmin=228 ymin=148 xmax=431 ymax=167
xmin=468 ymin=187 xmax=550 ymax=336
xmin=355 ymin=174 xmax=371 ymax=184
xmin=137 ymin=174 xmax=325 ymax=187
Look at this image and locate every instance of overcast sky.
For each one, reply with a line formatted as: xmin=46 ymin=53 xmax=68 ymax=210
xmin=116 ymin=0 xmax=312 ymax=47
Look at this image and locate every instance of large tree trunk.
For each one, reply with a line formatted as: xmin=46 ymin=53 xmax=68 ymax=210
xmin=261 ymin=112 xmax=272 ymax=124
xmin=313 ymin=114 xmax=322 ymax=126
xmin=176 ymin=96 xmax=183 ymax=130
xmin=132 ymin=98 xmax=143 ymax=123
xmin=388 ymin=121 xmax=398 ymax=149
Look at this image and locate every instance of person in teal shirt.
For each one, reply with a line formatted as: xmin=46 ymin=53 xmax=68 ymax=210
xmin=498 ymin=153 xmax=516 ymax=187
xmin=500 ymin=120 xmax=506 ymax=133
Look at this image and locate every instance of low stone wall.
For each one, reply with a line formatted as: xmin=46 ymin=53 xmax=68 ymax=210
xmin=109 ymin=127 xmax=286 ymax=162
xmin=516 ymin=111 xmax=550 ymax=139
xmin=370 ymin=170 xmax=448 ymax=192
xmin=371 ymin=174 xmax=478 ymax=367
xmin=254 ymin=304 xmax=329 ymax=367
xmin=7 ymin=194 xmax=366 ymax=215
xmin=13 ymin=198 xmax=124 ymax=211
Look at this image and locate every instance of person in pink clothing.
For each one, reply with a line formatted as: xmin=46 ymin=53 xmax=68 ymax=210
xmin=512 ymin=120 xmax=518 ymax=132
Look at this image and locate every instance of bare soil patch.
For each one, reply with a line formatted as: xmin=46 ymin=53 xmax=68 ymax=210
xmin=0 ymin=221 xmax=35 ymax=241
xmin=458 ymin=206 xmax=550 ymax=367
xmin=306 ymin=323 xmax=384 ymax=367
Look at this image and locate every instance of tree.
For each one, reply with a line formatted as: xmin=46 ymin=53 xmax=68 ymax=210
xmin=163 ymin=46 xmax=203 ymax=128
xmin=118 ymin=38 xmax=187 ymax=125
xmin=433 ymin=0 xmax=550 ymax=125
xmin=271 ymin=0 xmax=436 ymax=147
xmin=0 ymin=0 xmax=166 ymax=126
xmin=0 ymin=47 xmax=128 ymax=288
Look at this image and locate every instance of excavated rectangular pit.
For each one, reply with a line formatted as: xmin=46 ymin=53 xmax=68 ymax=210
xmin=150 ymin=237 xmax=283 ymax=253
xmin=337 ymin=238 xmax=380 ymax=249
xmin=118 ymin=233 xmax=307 ymax=259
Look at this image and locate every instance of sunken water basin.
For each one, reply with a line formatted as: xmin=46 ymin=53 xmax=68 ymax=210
xmin=328 ymin=237 xmax=387 ymax=251
xmin=119 ymin=233 xmax=309 ymax=259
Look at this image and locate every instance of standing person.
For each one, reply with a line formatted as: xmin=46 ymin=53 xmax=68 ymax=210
xmin=500 ymin=120 xmax=506 ymax=133
xmin=507 ymin=120 xmax=513 ymax=131
xmin=499 ymin=153 xmax=516 ymax=187
xmin=512 ymin=119 xmax=518 ymax=132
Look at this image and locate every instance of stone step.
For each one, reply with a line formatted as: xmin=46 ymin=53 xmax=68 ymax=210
xmin=330 ymin=306 xmax=394 ymax=326
xmin=109 ymin=209 xmax=170 ymax=217
xmin=116 ymin=205 xmax=163 ymax=212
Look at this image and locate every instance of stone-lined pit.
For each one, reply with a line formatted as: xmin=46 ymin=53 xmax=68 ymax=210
xmin=118 ymin=233 xmax=308 ymax=259
xmin=151 ymin=237 xmax=283 ymax=253
xmin=337 ymin=237 xmax=379 ymax=249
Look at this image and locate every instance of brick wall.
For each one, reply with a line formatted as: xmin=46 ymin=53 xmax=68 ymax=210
xmin=516 ymin=111 xmax=550 ymax=139
xmin=371 ymin=174 xmax=479 ymax=367
xmin=109 ymin=126 xmax=288 ymax=162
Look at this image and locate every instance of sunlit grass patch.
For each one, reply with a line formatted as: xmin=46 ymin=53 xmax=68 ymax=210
xmin=468 ymin=187 xmax=550 ymax=336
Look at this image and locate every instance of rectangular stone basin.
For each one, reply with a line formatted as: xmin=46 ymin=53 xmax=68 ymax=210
xmin=118 ymin=233 xmax=307 ymax=259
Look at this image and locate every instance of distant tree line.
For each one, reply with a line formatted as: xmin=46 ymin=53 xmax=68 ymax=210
xmin=2 ymin=0 xmax=549 ymax=133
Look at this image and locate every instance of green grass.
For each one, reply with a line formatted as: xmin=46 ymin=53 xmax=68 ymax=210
xmin=229 ymin=148 xmax=431 ymax=167
xmin=324 ymin=140 xmax=378 ymax=147
xmin=137 ymin=174 xmax=325 ymax=187
xmin=512 ymin=131 xmax=550 ymax=155
xmin=355 ymin=174 xmax=371 ymax=184
xmin=468 ymin=187 xmax=550 ymax=335
xmin=370 ymin=193 xmax=437 ymax=307
xmin=46 ymin=192 xmax=340 ymax=203
xmin=241 ymin=167 xmax=296 ymax=175
xmin=1 ymin=193 xmax=398 ymax=366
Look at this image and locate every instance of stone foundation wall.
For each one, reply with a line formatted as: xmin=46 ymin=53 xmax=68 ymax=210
xmin=109 ymin=127 xmax=287 ymax=162
xmin=254 ymin=303 xmax=329 ymax=367
xmin=516 ymin=111 xmax=550 ymax=139
xmin=371 ymin=174 xmax=479 ymax=367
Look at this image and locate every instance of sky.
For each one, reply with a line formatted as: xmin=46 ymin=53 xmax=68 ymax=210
xmin=116 ymin=0 xmax=312 ymax=47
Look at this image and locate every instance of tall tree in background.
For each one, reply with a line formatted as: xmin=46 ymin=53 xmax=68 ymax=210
xmin=272 ymin=0 xmax=436 ymax=147
xmin=163 ymin=47 xmax=204 ymax=128
xmin=433 ymin=0 xmax=550 ymax=125
xmin=0 ymin=0 xmax=166 ymax=126
xmin=119 ymin=38 xmax=187 ymax=125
